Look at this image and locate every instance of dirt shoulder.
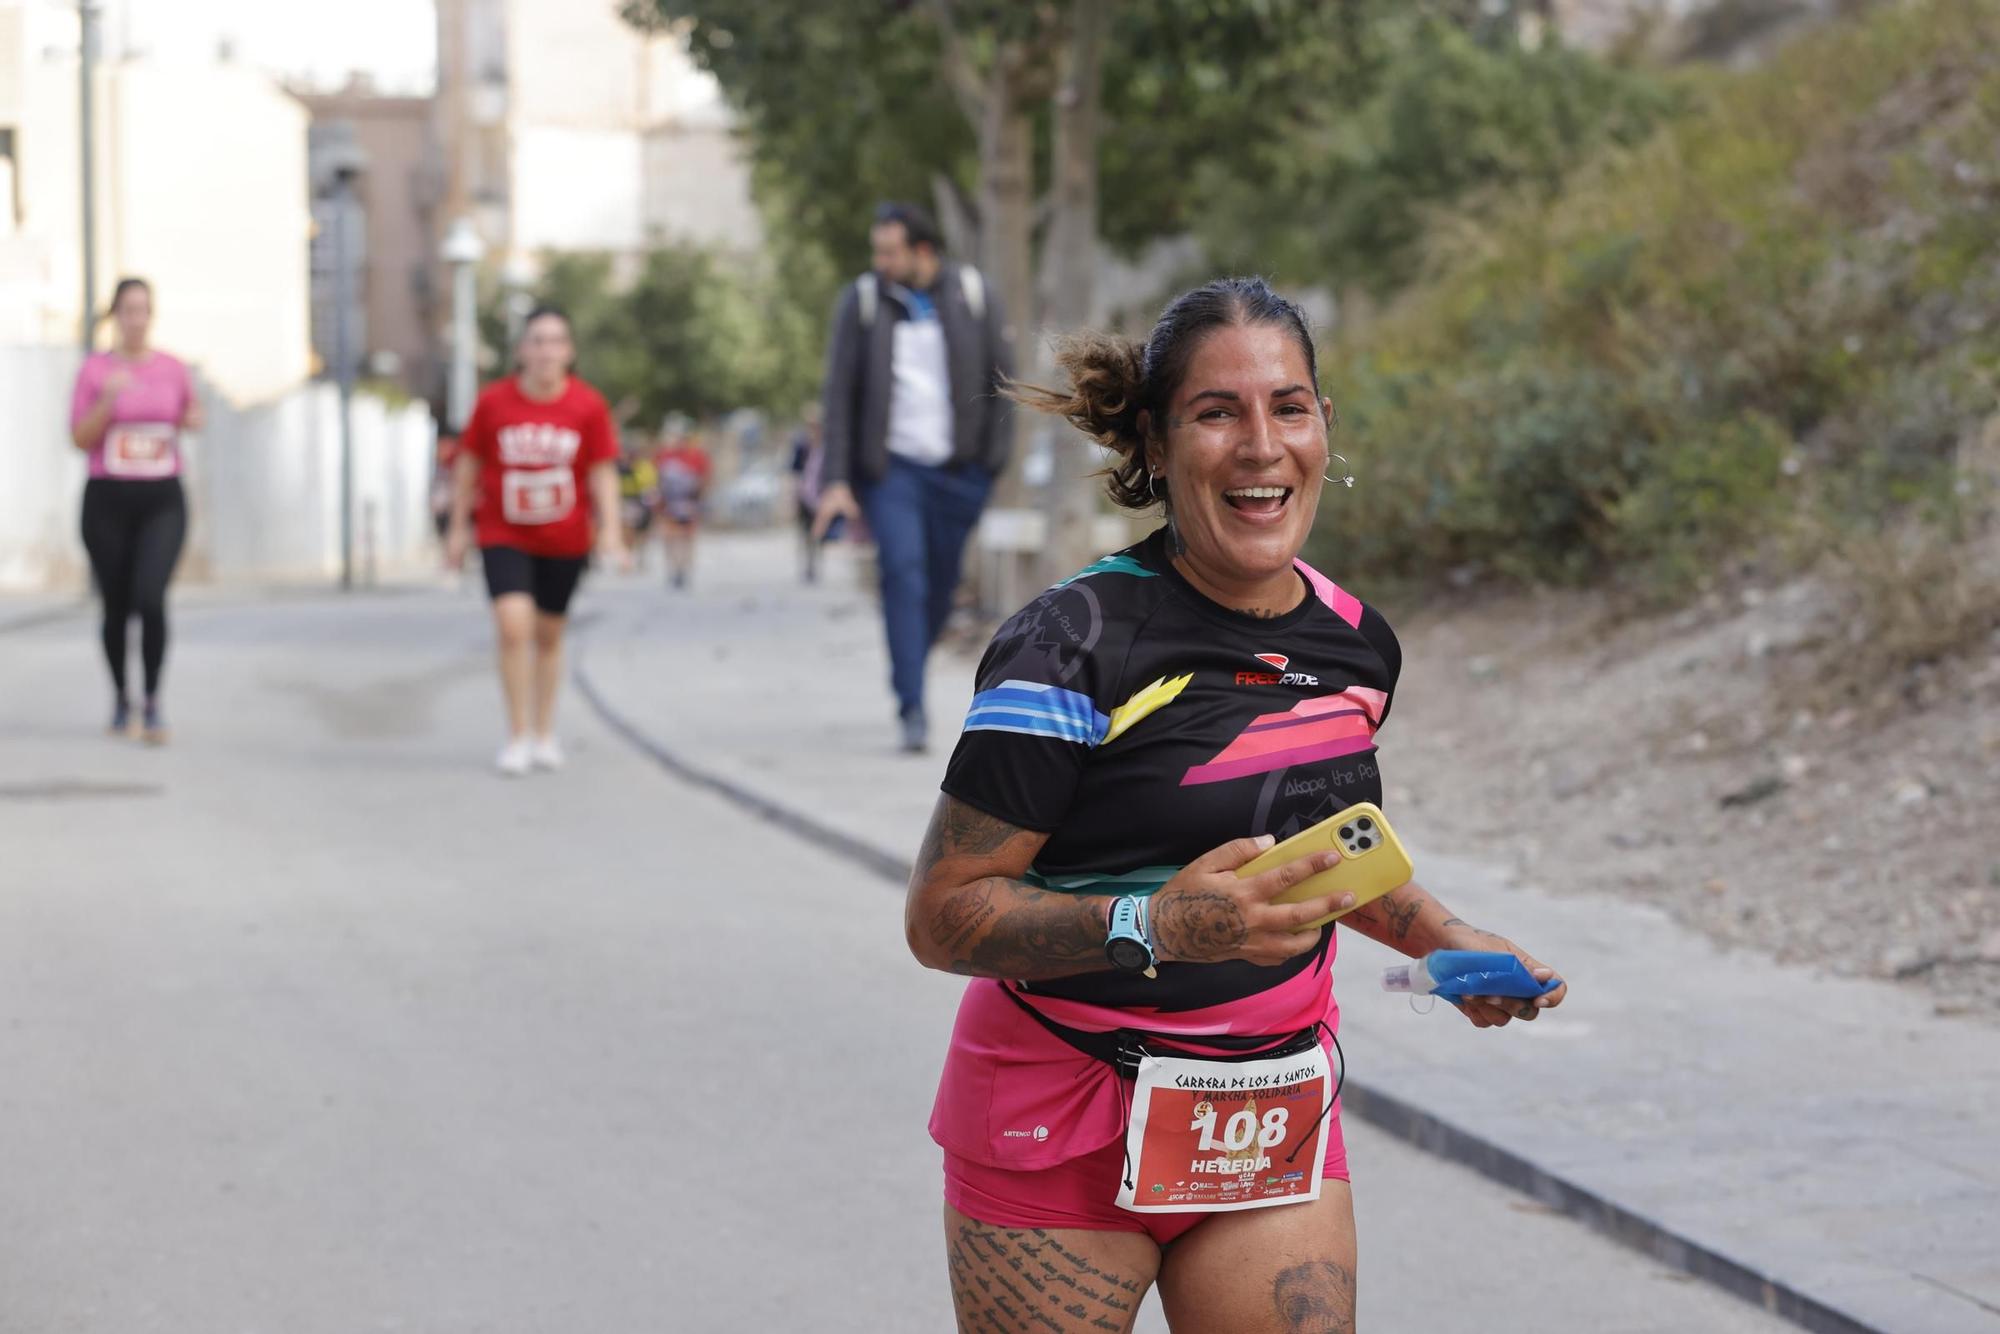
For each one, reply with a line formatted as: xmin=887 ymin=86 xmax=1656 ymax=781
xmin=1383 ymin=580 xmax=2000 ymax=1020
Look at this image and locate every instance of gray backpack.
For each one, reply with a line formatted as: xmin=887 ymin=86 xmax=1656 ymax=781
xmin=855 ymin=265 xmax=985 ymax=329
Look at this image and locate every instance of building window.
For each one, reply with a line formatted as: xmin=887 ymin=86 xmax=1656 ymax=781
xmin=0 ymin=128 xmax=19 ymax=234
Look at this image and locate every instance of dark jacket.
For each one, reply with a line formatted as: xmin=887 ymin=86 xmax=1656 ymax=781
xmin=818 ymin=261 xmax=1015 ymax=488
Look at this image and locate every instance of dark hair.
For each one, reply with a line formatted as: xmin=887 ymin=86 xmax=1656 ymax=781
xmin=1007 ymin=276 xmax=1324 ymax=511
xmin=520 ymin=303 xmax=571 ymax=335
xmin=106 ymin=276 xmax=151 ymax=320
xmin=872 ymin=201 xmax=944 ymax=254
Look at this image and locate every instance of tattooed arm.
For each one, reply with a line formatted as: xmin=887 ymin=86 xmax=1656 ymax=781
xmin=904 ymin=796 xmax=1107 ymax=979
xmin=1341 ymin=879 xmax=1570 ymax=1028
xmin=906 ymin=796 xmax=1356 ymax=979
xmin=1337 ymin=879 xmax=1478 ymax=958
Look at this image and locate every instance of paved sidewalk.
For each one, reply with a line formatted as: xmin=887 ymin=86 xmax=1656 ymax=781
xmin=579 ymin=529 xmax=2000 ymax=1334
xmin=0 ymin=591 xmax=88 ymax=634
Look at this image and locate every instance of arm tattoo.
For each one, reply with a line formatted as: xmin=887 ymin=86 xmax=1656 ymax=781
xmin=929 ymin=878 xmax=997 ymax=952
xmin=1272 ymin=1259 xmax=1356 ymax=1334
xmin=941 ymin=799 xmax=1020 ymax=856
xmin=916 ymin=798 xmax=1019 ymax=872
xmin=914 ymin=798 xmax=1105 ymax=980
xmin=1151 ymin=890 xmax=1249 ymax=963
xmin=945 ymin=880 xmax=1106 ymax=979
xmin=1441 ymin=915 xmax=1508 ymax=945
xmin=1384 ymin=890 xmax=1421 ymax=941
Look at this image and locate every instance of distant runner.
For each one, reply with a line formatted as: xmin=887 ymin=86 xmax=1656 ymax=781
xmin=652 ymin=427 xmax=710 ymax=591
xmin=68 ymin=277 xmax=201 ymax=744
xmin=445 ymin=305 xmax=628 ymax=776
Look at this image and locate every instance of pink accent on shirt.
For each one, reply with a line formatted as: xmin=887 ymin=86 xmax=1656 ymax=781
xmin=1294 ymin=558 xmax=1363 ymax=628
xmin=70 ymin=351 xmax=193 ymax=481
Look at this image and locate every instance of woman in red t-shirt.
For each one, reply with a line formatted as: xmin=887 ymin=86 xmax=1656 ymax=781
xmin=445 ymin=306 xmax=628 ymax=776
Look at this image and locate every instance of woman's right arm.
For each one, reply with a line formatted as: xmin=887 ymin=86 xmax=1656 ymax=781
xmin=443 ymin=450 xmax=481 ymax=567
xmin=69 ymin=365 xmax=126 ymax=452
xmin=906 ymin=795 xmax=1354 ymax=978
xmin=904 ymin=797 xmax=1103 ymax=979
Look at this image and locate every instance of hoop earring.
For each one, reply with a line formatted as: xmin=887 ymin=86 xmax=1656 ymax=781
xmin=1325 ymin=452 xmax=1355 ymax=489
xmin=1152 ymin=471 xmax=1188 ymax=557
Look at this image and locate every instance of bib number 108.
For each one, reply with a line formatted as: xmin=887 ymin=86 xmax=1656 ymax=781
xmin=1190 ymin=1105 xmax=1290 ymax=1153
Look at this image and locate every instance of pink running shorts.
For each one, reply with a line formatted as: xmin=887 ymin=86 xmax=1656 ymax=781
xmin=944 ymin=1110 xmax=1349 ymax=1248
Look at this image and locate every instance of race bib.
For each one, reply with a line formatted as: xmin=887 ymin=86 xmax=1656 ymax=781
xmin=103 ymin=423 xmax=179 ymax=479
xmin=1116 ymin=1041 xmax=1331 ymax=1215
xmin=501 ymin=466 xmax=576 ymax=526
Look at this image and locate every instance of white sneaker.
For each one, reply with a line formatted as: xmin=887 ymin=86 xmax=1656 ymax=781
xmin=495 ymin=737 xmax=533 ymax=777
xmin=529 ymin=735 xmax=565 ymax=771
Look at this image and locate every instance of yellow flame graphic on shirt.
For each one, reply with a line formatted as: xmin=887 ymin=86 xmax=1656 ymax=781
xmin=1102 ymin=673 xmax=1194 ymax=745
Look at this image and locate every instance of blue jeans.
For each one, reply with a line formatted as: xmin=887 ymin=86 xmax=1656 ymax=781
xmin=857 ymin=455 xmax=994 ymax=718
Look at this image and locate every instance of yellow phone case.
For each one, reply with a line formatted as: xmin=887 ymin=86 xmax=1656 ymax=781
xmin=1235 ymin=801 xmax=1414 ymax=931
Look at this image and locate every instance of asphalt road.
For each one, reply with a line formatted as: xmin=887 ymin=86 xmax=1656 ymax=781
xmin=0 ymin=569 xmax=1792 ymax=1333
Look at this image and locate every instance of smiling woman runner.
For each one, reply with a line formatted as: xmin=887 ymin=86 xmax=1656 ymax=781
xmin=68 ymin=277 xmax=202 ymax=745
xmin=445 ymin=305 xmax=627 ymax=776
xmin=905 ymin=277 xmax=1568 ymax=1334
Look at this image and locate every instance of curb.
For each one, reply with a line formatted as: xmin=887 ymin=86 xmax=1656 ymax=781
xmin=0 ymin=601 xmax=88 ymax=635
xmin=575 ymin=646 xmax=1884 ymax=1334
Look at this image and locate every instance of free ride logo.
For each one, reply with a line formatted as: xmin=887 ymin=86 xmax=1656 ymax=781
xmin=1236 ymin=653 xmax=1318 ymax=687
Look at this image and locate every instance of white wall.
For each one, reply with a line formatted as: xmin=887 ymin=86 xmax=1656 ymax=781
xmin=104 ymin=62 xmax=314 ymax=404
xmin=188 ymin=383 xmax=438 ymax=585
xmin=0 ymin=347 xmax=437 ymax=591
xmin=641 ymin=122 xmax=762 ymax=253
xmin=510 ymin=125 xmax=645 ymax=254
xmin=0 ymin=345 xmax=89 ymax=588
xmin=492 ymin=0 xmax=755 ymax=264
xmin=0 ymin=23 xmax=313 ymax=403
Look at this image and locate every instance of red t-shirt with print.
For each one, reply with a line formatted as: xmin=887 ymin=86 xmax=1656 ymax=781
xmin=463 ymin=376 xmax=619 ymax=558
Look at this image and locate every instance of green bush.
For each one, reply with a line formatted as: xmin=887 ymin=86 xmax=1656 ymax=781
xmin=1200 ymin=23 xmax=1676 ymax=295
xmin=1312 ymin=0 xmax=2000 ymax=603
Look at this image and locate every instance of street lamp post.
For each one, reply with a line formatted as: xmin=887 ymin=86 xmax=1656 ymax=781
xmin=328 ymin=157 xmax=364 ymax=590
xmin=502 ymin=254 xmax=536 ymax=349
xmin=440 ymin=218 xmax=485 ymax=432
xmin=77 ymin=0 xmax=101 ymax=349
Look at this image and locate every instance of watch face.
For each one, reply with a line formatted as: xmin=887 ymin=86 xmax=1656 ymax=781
xmin=1106 ymin=936 xmax=1151 ymax=973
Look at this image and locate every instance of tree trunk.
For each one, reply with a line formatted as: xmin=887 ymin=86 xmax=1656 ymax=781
xmin=1035 ymin=0 xmax=1109 ymax=584
xmin=977 ymin=60 xmax=1037 ymax=513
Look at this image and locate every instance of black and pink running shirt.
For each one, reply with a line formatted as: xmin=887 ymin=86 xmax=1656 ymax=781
xmin=940 ymin=528 xmax=1402 ymax=1031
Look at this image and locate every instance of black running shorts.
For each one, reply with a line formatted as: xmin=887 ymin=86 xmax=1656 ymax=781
xmin=481 ymin=545 xmax=587 ymax=616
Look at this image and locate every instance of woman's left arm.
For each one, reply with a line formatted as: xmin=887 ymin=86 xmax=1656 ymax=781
xmin=180 ymin=367 xmax=205 ymax=433
xmin=1340 ymin=879 xmax=1567 ymax=1028
xmin=589 ymin=461 xmax=629 ymax=566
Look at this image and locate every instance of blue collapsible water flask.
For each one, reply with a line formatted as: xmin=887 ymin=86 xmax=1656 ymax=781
xmin=1381 ymin=950 xmax=1562 ymax=1003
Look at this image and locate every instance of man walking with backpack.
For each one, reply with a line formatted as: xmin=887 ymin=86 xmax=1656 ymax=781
xmin=814 ymin=202 xmax=1015 ymax=753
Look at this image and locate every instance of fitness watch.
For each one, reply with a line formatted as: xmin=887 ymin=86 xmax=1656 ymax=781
xmin=1105 ymin=894 xmax=1157 ymax=977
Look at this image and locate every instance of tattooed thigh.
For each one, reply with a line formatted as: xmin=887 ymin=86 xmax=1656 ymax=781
xmin=1271 ymin=1259 xmax=1356 ymax=1334
xmin=943 ymin=1205 xmax=1157 ymax=1334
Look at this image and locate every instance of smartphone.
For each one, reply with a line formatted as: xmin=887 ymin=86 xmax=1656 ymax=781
xmin=1235 ymin=801 xmax=1414 ymax=931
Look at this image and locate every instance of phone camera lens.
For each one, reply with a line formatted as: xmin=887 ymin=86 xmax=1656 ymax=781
xmin=1357 ymin=818 xmax=1374 ymax=831
xmin=1339 ymin=826 xmax=1354 ymax=840
xmin=1356 ymin=836 xmax=1373 ymax=850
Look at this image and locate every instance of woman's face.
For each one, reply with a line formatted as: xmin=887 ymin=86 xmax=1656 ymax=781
xmin=113 ymin=287 xmax=152 ymax=349
xmin=518 ymin=315 xmax=573 ymax=383
xmin=1151 ymin=322 xmax=1332 ymax=589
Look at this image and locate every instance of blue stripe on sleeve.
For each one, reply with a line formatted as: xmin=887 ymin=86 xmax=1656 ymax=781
xmin=962 ymin=680 xmax=1109 ymax=746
